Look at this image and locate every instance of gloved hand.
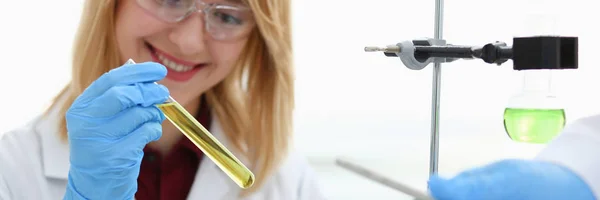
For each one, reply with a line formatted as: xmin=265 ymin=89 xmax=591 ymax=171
xmin=427 ymin=159 xmax=596 ymax=200
xmin=63 ymin=62 xmax=170 ymax=200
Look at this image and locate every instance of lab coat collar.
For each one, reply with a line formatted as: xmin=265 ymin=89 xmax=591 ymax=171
xmin=34 ymin=93 xmax=250 ymax=199
xmin=35 ymin=94 xmax=70 ymax=180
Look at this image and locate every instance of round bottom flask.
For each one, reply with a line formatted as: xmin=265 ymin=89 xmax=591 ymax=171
xmin=503 ymin=70 xmax=565 ymax=144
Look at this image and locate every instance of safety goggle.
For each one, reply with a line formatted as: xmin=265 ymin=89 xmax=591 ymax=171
xmin=136 ymin=0 xmax=255 ymax=41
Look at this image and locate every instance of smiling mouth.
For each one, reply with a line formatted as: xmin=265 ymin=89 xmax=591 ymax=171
xmin=145 ymin=42 xmax=207 ymax=72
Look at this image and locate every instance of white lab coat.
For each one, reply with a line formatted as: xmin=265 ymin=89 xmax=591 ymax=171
xmin=535 ymin=113 xmax=600 ymax=198
xmin=0 ymin=97 xmax=328 ymax=200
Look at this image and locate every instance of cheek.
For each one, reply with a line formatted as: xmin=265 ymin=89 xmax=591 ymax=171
xmin=193 ymin=41 xmax=247 ymax=90
xmin=115 ymin=1 xmax=167 ymax=61
xmin=209 ymin=41 xmax=248 ymax=67
xmin=208 ymin=41 xmax=247 ymax=83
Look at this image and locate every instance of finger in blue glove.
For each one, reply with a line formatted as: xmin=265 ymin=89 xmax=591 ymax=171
xmin=64 ymin=62 xmax=170 ymax=200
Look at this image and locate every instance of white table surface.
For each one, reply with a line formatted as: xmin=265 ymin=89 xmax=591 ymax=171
xmin=306 ymin=136 xmax=545 ymax=200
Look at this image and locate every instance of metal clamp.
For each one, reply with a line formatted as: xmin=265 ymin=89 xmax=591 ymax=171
xmin=367 ymin=38 xmax=457 ymax=71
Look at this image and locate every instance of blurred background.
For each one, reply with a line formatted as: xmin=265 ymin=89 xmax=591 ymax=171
xmin=0 ymin=0 xmax=598 ymax=199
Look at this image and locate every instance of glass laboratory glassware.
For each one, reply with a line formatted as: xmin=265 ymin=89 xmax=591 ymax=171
xmin=503 ymin=69 xmax=565 ymax=144
xmin=125 ymin=59 xmax=255 ymax=189
xmin=503 ymin=0 xmax=566 ymax=144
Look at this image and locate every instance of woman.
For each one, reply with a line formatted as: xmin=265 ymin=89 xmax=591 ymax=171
xmin=0 ymin=0 xmax=326 ymax=199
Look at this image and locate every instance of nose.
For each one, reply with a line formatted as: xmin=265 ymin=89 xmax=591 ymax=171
xmin=168 ymin=12 xmax=208 ymax=56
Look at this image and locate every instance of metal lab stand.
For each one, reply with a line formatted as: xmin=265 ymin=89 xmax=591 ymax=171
xmin=334 ymin=0 xmax=579 ymax=198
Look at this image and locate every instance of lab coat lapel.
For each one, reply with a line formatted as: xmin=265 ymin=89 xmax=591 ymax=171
xmin=36 ymin=94 xmax=70 ymax=180
xmin=187 ymin=157 xmax=236 ymax=200
xmin=186 ymin=115 xmax=248 ymax=200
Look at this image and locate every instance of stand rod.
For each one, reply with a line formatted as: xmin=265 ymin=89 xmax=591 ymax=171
xmin=429 ymin=0 xmax=444 ymax=177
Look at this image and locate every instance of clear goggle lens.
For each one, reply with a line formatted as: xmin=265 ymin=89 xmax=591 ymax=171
xmin=137 ymin=0 xmax=255 ymax=40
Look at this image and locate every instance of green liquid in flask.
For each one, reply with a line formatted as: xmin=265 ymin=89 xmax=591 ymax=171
xmin=503 ymin=108 xmax=566 ymax=144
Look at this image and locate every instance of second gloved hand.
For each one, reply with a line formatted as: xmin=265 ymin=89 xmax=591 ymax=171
xmin=427 ymin=159 xmax=596 ymax=200
xmin=63 ymin=62 xmax=170 ymax=200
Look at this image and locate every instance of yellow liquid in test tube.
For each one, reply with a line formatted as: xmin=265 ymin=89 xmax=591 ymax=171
xmin=126 ymin=59 xmax=255 ymax=189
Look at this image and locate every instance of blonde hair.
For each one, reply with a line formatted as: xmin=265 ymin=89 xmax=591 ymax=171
xmin=46 ymin=0 xmax=293 ymax=196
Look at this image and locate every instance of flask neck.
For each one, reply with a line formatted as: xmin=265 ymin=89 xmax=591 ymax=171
xmin=507 ymin=70 xmax=562 ymax=110
xmin=521 ymin=70 xmax=553 ymax=93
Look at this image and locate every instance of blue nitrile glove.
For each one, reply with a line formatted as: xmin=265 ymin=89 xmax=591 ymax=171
xmin=427 ymin=159 xmax=595 ymax=200
xmin=63 ymin=62 xmax=170 ymax=200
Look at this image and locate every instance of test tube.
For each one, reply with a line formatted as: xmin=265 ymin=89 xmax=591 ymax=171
xmin=125 ymin=59 xmax=255 ymax=189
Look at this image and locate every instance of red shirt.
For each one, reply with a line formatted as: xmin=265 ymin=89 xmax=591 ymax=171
xmin=135 ymin=99 xmax=211 ymax=200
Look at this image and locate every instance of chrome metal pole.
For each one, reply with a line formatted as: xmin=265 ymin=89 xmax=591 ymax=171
xmin=429 ymin=0 xmax=444 ymax=176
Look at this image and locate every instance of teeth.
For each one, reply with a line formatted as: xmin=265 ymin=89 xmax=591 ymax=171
xmin=156 ymin=52 xmax=195 ymax=72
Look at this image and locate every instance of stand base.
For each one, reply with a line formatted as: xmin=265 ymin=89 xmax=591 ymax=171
xmin=335 ymin=157 xmax=433 ymax=200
